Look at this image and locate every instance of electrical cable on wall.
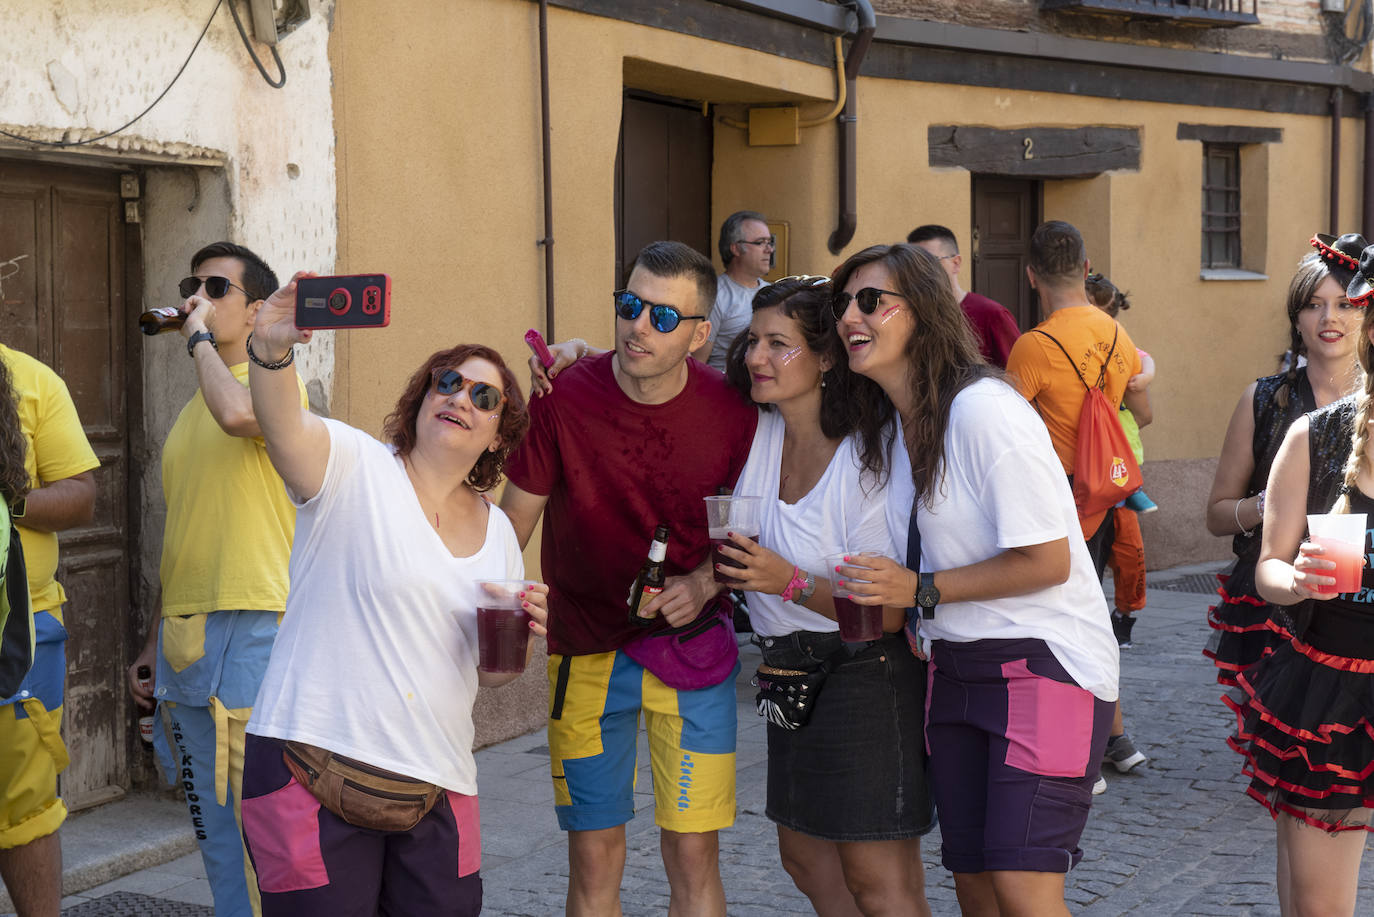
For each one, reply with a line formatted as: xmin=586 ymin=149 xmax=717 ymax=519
xmin=1325 ymin=0 xmax=1374 ymax=64
xmin=226 ymin=0 xmax=286 ymax=88
xmin=0 ymin=0 xmax=285 ymax=149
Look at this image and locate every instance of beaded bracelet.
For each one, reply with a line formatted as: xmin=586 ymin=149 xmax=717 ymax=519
xmin=246 ymin=332 xmax=295 ymax=371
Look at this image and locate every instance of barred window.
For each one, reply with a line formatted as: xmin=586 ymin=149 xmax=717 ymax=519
xmin=1202 ymin=143 xmax=1241 ymax=269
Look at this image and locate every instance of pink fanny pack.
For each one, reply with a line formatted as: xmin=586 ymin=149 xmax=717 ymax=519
xmin=622 ymin=597 xmax=739 ymax=690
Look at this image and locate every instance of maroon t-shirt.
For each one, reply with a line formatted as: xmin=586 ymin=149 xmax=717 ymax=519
xmin=504 ymin=353 xmax=757 ymax=656
xmin=961 ymin=291 xmax=1021 ymax=369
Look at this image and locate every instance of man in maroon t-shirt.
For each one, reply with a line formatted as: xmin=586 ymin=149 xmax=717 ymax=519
xmin=908 ymin=224 xmax=1022 ymax=368
xmin=502 ymin=241 xmax=756 ymax=917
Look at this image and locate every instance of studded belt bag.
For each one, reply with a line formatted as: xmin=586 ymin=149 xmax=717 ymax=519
xmin=282 ymin=740 xmax=443 ymax=833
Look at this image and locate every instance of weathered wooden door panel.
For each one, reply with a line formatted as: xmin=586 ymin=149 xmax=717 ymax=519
xmin=972 ymin=177 xmax=1041 ymax=331
xmin=0 ymin=159 xmax=131 ymax=811
xmin=616 ymin=94 xmax=713 ymax=287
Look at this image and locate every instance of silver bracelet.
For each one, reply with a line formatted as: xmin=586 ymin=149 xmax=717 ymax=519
xmin=1234 ymin=496 xmax=1255 ymax=537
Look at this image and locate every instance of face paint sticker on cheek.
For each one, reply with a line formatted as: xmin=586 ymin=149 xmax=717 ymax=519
xmin=780 ymin=346 xmax=805 ymax=366
xmin=879 ymin=305 xmax=903 ymax=324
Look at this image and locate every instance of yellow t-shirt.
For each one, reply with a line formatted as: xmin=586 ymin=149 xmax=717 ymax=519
xmin=159 ymin=362 xmax=306 ymax=617
xmin=0 ymin=344 xmax=100 ymax=618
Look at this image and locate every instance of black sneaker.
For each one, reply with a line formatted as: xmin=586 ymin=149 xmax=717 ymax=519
xmin=1110 ymin=608 xmax=1135 ymax=649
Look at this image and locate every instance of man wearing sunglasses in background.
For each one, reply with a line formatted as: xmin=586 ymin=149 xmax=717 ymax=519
xmin=692 ymin=210 xmax=773 ymax=372
xmin=502 ymin=241 xmax=756 ymax=917
xmin=127 ymin=242 xmax=307 ymax=917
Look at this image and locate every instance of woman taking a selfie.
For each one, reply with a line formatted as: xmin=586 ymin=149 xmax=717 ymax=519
xmin=235 ymin=273 xmax=547 ymax=917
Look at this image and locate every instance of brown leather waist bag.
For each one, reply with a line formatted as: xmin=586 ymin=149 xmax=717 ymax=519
xmin=282 ymin=740 xmax=443 ymax=833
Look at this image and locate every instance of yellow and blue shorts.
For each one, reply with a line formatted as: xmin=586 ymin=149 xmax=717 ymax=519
xmin=547 ymin=649 xmax=738 ymax=834
xmin=0 ymin=609 xmax=69 ymax=849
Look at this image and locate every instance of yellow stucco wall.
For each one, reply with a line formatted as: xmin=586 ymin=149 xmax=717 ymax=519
xmin=330 ymin=1 xmax=1363 ymax=574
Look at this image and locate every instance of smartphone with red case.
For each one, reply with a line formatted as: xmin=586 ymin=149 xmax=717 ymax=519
xmin=525 ymin=328 xmax=555 ymax=369
xmin=295 ymin=274 xmax=391 ymax=330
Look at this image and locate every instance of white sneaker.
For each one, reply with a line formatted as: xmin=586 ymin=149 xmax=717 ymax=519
xmin=1092 ymin=776 xmax=1107 ymax=795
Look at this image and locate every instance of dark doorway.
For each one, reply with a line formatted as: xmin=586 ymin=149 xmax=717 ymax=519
xmin=615 ymin=92 xmax=713 ymax=286
xmin=972 ymin=177 xmax=1041 ymax=330
xmin=0 ymin=159 xmax=138 ymax=810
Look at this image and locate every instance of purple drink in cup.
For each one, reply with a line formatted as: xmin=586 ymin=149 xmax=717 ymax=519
xmin=825 ymin=552 xmax=884 ymax=642
xmin=476 ymin=580 xmax=533 ymax=674
xmin=704 ymin=495 xmax=762 ymax=586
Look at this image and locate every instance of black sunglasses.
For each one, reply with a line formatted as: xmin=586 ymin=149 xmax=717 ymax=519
xmin=179 ymin=275 xmax=250 ymax=300
xmin=613 ymin=290 xmax=707 ymax=333
xmin=430 ymin=369 xmax=506 ymax=412
xmin=832 ymin=287 xmax=906 ymax=320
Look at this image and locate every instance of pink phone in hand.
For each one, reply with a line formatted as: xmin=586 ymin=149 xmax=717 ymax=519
xmin=526 ymin=329 xmax=555 ymax=369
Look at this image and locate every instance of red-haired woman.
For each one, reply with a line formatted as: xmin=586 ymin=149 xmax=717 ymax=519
xmin=234 ymin=273 xmax=548 ymax=916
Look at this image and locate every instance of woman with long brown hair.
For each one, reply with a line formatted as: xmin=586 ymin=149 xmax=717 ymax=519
xmin=1233 ymin=246 xmax=1374 ymax=916
xmin=1204 ymin=234 xmax=1365 ymax=688
xmin=832 ymin=243 xmax=1118 ymax=916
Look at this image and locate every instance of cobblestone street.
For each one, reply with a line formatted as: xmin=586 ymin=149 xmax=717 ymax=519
xmin=477 ymin=565 xmax=1374 ymax=916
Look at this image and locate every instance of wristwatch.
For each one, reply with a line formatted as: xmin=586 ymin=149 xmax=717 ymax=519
xmin=187 ymin=330 xmax=217 ymax=357
xmin=915 ymin=572 xmax=940 ymax=620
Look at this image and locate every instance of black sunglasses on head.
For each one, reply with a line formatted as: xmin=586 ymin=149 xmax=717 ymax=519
xmin=179 ymin=275 xmax=250 ymax=300
xmin=832 ymin=287 xmax=906 ymax=320
xmin=430 ymin=369 xmax=506 ymax=412
xmin=613 ymin=290 xmax=707 ymax=333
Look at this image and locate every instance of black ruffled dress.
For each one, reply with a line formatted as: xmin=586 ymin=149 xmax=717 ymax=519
xmin=1228 ymin=396 xmax=1374 ymax=831
xmin=1206 ymin=370 xmax=1315 ymax=686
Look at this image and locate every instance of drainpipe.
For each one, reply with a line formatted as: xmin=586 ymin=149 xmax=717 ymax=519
xmin=538 ymin=0 xmax=556 ymax=339
xmin=1331 ymin=87 xmax=1342 ymax=235
xmin=826 ymin=1 xmax=876 ymax=255
xmin=1364 ymin=92 xmax=1374 ymax=239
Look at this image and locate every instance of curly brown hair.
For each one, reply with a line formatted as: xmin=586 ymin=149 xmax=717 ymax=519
xmin=832 ymin=244 xmax=998 ymax=505
xmin=382 ymin=345 xmax=529 ymax=492
xmin=0 ymin=357 xmax=29 ymax=507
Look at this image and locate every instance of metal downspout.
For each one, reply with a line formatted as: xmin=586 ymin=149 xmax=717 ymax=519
xmin=827 ymin=1 xmax=876 ymax=255
xmin=1331 ymin=87 xmax=1342 ymax=234
xmin=538 ymin=0 xmax=556 ymax=339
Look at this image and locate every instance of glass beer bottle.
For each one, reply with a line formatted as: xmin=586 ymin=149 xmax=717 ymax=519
xmin=139 ymin=307 xmax=186 ymax=335
xmin=628 ymin=524 xmax=670 ymax=625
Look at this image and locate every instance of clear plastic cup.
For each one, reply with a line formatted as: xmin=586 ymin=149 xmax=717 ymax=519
xmin=1306 ymin=513 xmax=1368 ymax=594
xmin=475 ymin=580 xmax=534 ymax=673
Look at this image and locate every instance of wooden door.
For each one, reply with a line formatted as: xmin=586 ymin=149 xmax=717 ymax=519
xmin=615 ymin=93 xmax=713 ymax=286
xmin=0 ymin=159 xmax=134 ymax=810
xmin=972 ymin=178 xmax=1041 ymax=330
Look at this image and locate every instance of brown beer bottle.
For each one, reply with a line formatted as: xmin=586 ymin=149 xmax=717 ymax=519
xmin=139 ymin=307 xmax=186 ymax=335
xmin=628 ymin=523 xmax=670 ymax=625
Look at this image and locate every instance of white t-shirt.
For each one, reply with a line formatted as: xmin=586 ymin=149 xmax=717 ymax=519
xmin=248 ymin=419 xmax=525 ymax=793
xmin=704 ymin=274 xmax=767 ymax=371
xmin=734 ymin=409 xmax=896 ymax=636
xmin=886 ymin=379 xmax=1119 ymax=702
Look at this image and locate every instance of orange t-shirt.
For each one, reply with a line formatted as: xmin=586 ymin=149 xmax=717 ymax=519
xmin=1006 ymin=306 xmax=1142 ymax=528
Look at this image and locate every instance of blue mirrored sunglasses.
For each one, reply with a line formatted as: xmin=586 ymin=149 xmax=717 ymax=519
xmin=613 ymin=290 xmax=707 ymax=333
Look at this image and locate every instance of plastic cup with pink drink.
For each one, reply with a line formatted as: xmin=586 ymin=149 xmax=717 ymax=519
xmin=475 ymin=580 xmax=534 ymax=673
xmin=1306 ymin=513 xmax=1368 ymax=595
xmin=825 ymin=552 xmax=885 ymax=642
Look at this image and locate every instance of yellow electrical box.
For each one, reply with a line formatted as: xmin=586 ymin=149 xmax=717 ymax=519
xmin=749 ymin=107 xmax=800 ymax=146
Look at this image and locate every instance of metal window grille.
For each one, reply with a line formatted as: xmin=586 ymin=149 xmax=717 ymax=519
xmin=1202 ymin=143 xmax=1241 ymax=269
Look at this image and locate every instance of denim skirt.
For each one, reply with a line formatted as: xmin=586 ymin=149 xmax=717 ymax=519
xmin=759 ymin=630 xmax=934 ymax=841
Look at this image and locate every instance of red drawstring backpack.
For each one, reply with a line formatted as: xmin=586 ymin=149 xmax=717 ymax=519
xmin=1032 ymin=326 xmax=1143 ymax=520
